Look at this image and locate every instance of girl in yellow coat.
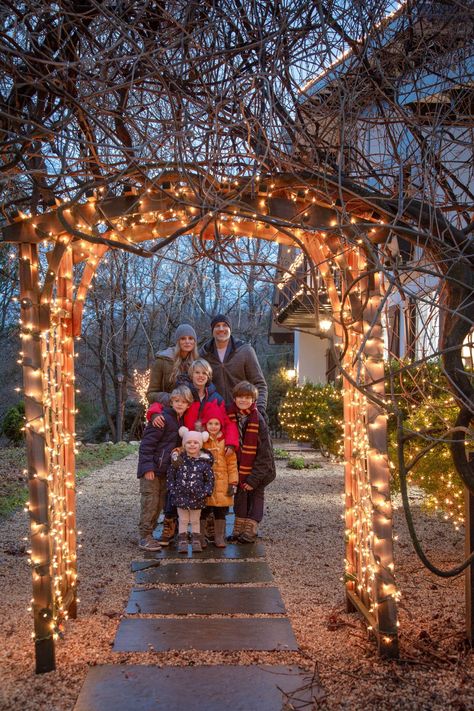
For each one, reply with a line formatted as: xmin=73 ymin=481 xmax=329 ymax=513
xmin=200 ymin=402 xmax=239 ymax=548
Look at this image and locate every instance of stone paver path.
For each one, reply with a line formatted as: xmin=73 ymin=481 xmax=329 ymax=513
xmin=74 ymin=516 xmax=314 ymax=709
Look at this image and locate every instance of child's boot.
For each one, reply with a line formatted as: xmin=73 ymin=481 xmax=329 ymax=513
xmin=192 ymin=532 xmax=202 ymax=552
xmin=199 ymin=519 xmax=208 ymax=549
xmin=227 ymin=516 xmax=246 ymax=542
xmin=239 ymin=518 xmax=258 ymax=543
xmin=214 ymin=519 xmax=226 ymax=548
xmin=158 ymin=516 xmax=176 ymax=546
xmin=205 ymin=513 xmax=215 ymax=543
xmin=177 ymin=532 xmax=188 ymax=554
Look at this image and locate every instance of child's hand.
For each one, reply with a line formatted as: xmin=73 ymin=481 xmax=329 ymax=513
xmin=144 ymin=471 xmax=155 ymax=480
xmin=225 ymin=445 xmax=235 ymax=456
xmin=152 ymin=414 xmax=165 ymax=428
xmin=242 ymin=482 xmax=254 ymax=491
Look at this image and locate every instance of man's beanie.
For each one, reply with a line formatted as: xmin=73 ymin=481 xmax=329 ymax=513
xmin=174 ymin=323 xmax=197 ymax=342
xmin=211 ymin=313 xmax=232 ymax=331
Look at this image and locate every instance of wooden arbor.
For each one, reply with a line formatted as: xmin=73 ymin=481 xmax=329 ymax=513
xmin=1 ymin=173 xmax=399 ymax=671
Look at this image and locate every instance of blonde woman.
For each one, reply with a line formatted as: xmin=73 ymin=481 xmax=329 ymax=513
xmin=146 ymin=324 xmax=198 ymax=403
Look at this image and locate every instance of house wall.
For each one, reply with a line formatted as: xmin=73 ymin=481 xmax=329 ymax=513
xmin=294 ymin=331 xmax=330 ymax=384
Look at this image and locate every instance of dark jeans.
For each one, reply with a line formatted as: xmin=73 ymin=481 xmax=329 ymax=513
xmin=201 ymin=505 xmax=228 ymax=521
xmin=164 ymin=490 xmax=177 ymax=518
xmin=233 ymin=485 xmax=265 ymax=523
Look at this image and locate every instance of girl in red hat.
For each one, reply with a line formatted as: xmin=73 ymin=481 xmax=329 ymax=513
xmin=200 ymin=402 xmax=239 ymax=548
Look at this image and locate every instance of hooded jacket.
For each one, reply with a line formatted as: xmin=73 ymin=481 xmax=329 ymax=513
xmin=204 ymin=433 xmax=238 ymax=507
xmin=167 ymin=450 xmax=215 ymax=509
xmin=200 ymin=336 xmax=268 ymax=411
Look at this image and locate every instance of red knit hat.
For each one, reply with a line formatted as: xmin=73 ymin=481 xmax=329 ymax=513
xmin=201 ymin=402 xmax=225 ymax=428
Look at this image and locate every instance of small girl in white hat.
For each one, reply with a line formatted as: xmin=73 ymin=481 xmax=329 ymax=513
xmin=167 ymin=427 xmax=215 ymax=553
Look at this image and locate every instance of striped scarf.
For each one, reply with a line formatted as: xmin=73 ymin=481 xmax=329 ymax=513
xmin=228 ymin=402 xmax=259 ymax=482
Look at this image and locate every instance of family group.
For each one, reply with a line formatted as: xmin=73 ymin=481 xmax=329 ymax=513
xmin=136 ymin=315 xmax=276 ymax=553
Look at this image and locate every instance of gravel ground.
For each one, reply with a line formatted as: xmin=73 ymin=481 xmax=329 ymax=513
xmin=0 ymin=452 xmax=473 ymax=710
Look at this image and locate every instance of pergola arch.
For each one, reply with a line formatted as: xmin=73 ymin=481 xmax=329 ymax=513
xmin=3 ymin=170 xmax=427 ymax=672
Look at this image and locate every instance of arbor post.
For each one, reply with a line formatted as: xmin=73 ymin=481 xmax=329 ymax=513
xmin=19 ymin=243 xmax=56 ymax=673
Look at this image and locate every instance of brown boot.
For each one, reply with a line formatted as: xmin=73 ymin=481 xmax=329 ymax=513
xmin=214 ymin=519 xmax=226 ymax=548
xmin=177 ymin=532 xmax=188 ymax=554
xmin=158 ymin=516 xmax=176 ymax=546
xmin=239 ymin=519 xmax=258 ymax=543
xmin=199 ymin=519 xmax=208 ymax=549
xmin=227 ymin=516 xmax=246 ymax=542
xmin=205 ymin=512 xmax=215 ymax=542
xmin=192 ymin=532 xmax=202 ymax=552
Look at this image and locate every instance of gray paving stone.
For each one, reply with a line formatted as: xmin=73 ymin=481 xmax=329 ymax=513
xmin=74 ymin=664 xmax=315 ymax=711
xmin=137 ymin=540 xmax=265 ymax=564
xmin=135 ymin=561 xmax=273 ymax=585
xmin=126 ymin=586 xmax=286 ymax=615
xmin=113 ymin=617 xmax=298 ymax=652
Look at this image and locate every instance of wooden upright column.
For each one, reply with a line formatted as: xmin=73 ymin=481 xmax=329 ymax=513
xmin=58 ymin=248 xmax=78 ymax=619
xmin=19 ymin=243 xmax=56 ymax=673
xmin=342 ymin=250 xmax=399 ymax=657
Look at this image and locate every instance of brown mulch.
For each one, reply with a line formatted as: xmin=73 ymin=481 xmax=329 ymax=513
xmin=0 ymin=453 xmax=473 ymax=710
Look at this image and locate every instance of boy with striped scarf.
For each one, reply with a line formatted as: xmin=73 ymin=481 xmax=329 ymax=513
xmin=227 ymin=381 xmax=276 ymax=543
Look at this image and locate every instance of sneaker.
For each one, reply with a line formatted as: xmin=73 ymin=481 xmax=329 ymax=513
xmin=139 ymin=535 xmax=162 ymax=551
xmin=158 ymin=517 xmax=177 ymax=546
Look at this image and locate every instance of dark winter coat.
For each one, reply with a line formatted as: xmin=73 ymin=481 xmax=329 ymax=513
xmin=237 ymin=411 xmax=276 ymax=490
xmin=136 ymin=407 xmax=182 ymax=478
xmin=167 ymin=451 xmax=215 ymax=509
xmin=200 ymin=336 xmax=268 ymax=410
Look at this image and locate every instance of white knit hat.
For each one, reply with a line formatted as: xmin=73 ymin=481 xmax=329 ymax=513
xmin=179 ymin=426 xmax=209 ymax=447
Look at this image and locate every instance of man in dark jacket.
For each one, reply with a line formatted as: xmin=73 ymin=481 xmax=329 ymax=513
xmin=200 ymin=314 xmax=268 ymax=415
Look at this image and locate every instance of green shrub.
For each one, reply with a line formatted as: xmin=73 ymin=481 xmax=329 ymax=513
xmin=278 ymin=382 xmax=343 ymax=457
xmin=1 ymin=402 xmax=25 ymax=445
xmin=287 ymin=456 xmax=306 ymax=469
xmin=273 ymin=447 xmax=290 ymax=459
xmin=386 ymin=359 xmax=474 ymax=528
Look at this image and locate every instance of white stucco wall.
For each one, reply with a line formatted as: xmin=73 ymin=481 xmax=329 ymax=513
xmin=294 ymin=330 xmax=330 ymax=384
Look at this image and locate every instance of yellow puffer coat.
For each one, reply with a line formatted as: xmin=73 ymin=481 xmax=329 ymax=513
xmin=204 ymin=434 xmax=238 ymax=507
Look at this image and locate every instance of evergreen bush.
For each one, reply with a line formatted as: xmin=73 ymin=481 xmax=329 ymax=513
xmin=267 ymin=367 xmax=292 ymax=436
xmin=0 ymin=402 xmax=25 ymax=445
xmin=279 ymin=362 xmax=472 ymax=528
xmin=278 ymin=382 xmax=343 ymax=457
xmin=387 ymin=360 xmax=470 ymax=530
xmin=287 ymin=456 xmax=306 ymax=469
